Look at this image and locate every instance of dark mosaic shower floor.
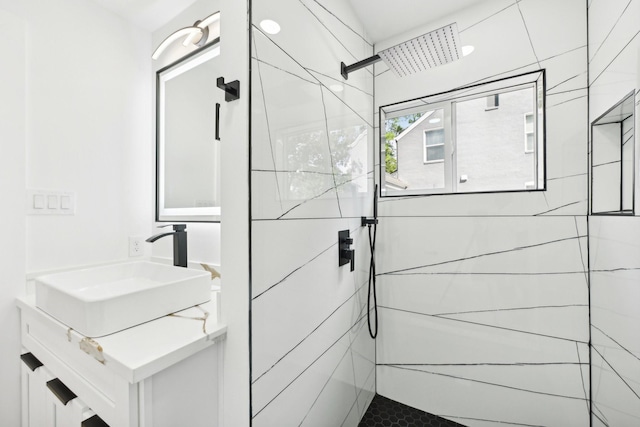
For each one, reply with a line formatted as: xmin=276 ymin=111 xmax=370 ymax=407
xmin=359 ymin=394 xmax=466 ymax=427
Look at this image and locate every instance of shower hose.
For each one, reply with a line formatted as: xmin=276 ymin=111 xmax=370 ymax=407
xmin=367 ymin=219 xmax=378 ymax=339
xmin=366 ymin=183 xmax=378 ymax=339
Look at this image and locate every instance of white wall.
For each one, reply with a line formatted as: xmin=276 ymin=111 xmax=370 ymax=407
xmin=0 ymin=0 xmax=154 ymax=275
xmin=0 ymin=9 xmax=26 ymax=426
xmin=374 ymin=1 xmax=590 ymax=425
xmin=0 ymin=0 xmax=152 ymax=423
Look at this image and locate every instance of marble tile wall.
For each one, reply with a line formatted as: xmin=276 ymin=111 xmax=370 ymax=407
xmin=249 ymin=0 xmax=639 ymax=425
xmin=374 ymin=1 xmax=591 ymax=425
xmin=250 ymin=1 xmax=375 ymax=425
xmin=588 ymin=0 xmax=640 ymax=425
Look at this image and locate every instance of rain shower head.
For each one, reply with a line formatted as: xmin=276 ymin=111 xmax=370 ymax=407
xmin=379 ymin=23 xmax=461 ymax=77
xmin=340 ymin=23 xmax=462 ymax=80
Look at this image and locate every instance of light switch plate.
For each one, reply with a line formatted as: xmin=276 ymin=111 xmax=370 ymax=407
xmin=60 ymin=195 xmax=72 ymax=210
xmin=47 ymin=195 xmax=58 ymax=209
xmin=33 ymin=194 xmax=45 ymax=209
xmin=27 ymin=190 xmax=75 ymax=215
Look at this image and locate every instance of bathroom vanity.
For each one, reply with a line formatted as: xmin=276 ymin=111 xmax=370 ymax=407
xmin=17 ymin=284 xmax=226 ymax=427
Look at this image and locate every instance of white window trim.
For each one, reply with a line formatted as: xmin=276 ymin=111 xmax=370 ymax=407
xmin=423 ymin=128 xmax=445 ymax=164
xmin=524 ymin=112 xmax=534 ymax=154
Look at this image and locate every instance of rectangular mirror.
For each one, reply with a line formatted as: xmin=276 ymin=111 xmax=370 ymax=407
xmin=156 ymin=40 xmax=222 ymax=222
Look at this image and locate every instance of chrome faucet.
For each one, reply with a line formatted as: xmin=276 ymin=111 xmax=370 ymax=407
xmin=146 ymin=224 xmax=188 ymax=268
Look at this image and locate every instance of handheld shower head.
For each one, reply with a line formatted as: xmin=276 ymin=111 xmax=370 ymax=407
xmin=373 ymin=183 xmax=378 ymax=220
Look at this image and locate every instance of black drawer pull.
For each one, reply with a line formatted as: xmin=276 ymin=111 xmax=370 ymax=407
xmin=20 ymin=353 xmax=43 ymax=372
xmin=46 ymin=378 xmax=77 ymax=405
xmin=82 ymin=414 xmax=110 ymax=427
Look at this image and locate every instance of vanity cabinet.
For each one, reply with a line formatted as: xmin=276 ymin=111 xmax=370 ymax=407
xmin=21 ymin=352 xmax=102 ymax=426
xmin=18 ymin=292 xmax=226 ymax=427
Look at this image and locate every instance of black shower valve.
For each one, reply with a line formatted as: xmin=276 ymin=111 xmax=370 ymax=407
xmin=338 ymin=230 xmax=355 ymax=272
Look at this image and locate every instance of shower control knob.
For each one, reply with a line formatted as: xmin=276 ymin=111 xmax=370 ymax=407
xmin=339 ymin=249 xmax=355 ymax=272
xmin=338 ymin=230 xmax=355 ymax=272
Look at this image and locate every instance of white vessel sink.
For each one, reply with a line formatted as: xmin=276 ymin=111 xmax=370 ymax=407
xmin=34 ymin=261 xmax=211 ymax=337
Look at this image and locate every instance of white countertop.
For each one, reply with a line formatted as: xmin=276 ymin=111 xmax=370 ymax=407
xmin=17 ymin=290 xmax=227 ymax=384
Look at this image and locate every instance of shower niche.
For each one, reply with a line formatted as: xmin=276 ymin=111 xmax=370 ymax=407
xmin=591 ymin=91 xmax=636 ymax=215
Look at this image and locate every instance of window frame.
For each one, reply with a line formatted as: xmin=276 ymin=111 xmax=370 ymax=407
xmin=379 ymin=69 xmax=546 ymax=198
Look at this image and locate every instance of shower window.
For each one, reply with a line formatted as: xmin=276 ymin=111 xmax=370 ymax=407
xmin=380 ymin=70 xmax=545 ymax=197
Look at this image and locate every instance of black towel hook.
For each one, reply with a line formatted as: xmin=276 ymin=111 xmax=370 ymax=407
xmin=217 ymin=77 xmax=240 ymax=102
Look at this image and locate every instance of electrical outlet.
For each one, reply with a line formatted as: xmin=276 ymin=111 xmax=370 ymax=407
xmin=129 ymin=236 xmax=144 ymax=257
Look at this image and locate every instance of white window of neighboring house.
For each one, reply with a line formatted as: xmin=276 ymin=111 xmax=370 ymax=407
xmin=524 ymin=113 xmax=534 ymax=153
xmin=424 ymin=128 xmax=445 ymax=163
xmin=380 ymin=69 xmax=545 ymax=197
xmin=486 ymin=94 xmax=499 ymax=110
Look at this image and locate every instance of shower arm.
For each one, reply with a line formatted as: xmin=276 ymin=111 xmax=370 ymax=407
xmin=340 ymin=54 xmax=381 ymax=80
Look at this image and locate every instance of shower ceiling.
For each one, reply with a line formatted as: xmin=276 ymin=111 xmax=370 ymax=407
xmin=91 ymin=0 xmax=485 ymax=40
xmin=347 ymin=0 xmax=485 ymax=43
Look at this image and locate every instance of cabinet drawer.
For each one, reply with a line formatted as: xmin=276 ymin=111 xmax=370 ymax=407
xmin=22 ymin=308 xmax=117 ymax=399
xmin=21 ymin=360 xmax=53 ymax=427
xmin=45 ymin=378 xmax=94 ymax=426
xmin=21 ymin=312 xmax=119 ymax=425
xmin=21 ymin=357 xmax=96 ymax=427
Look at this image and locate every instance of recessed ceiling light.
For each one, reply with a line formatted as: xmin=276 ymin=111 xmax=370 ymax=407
xmin=429 ymin=118 xmax=441 ymax=124
xmin=329 ymin=84 xmax=344 ymax=92
xmin=260 ymin=19 xmax=281 ymax=35
xmin=462 ymin=45 xmax=475 ymax=56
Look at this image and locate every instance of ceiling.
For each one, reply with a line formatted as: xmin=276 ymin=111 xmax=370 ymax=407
xmin=89 ymin=0 xmax=199 ymax=31
xmin=90 ymin=0 xmax=485 ymax=39
xmin=347 ymin=0 xmax=486 ymax=43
